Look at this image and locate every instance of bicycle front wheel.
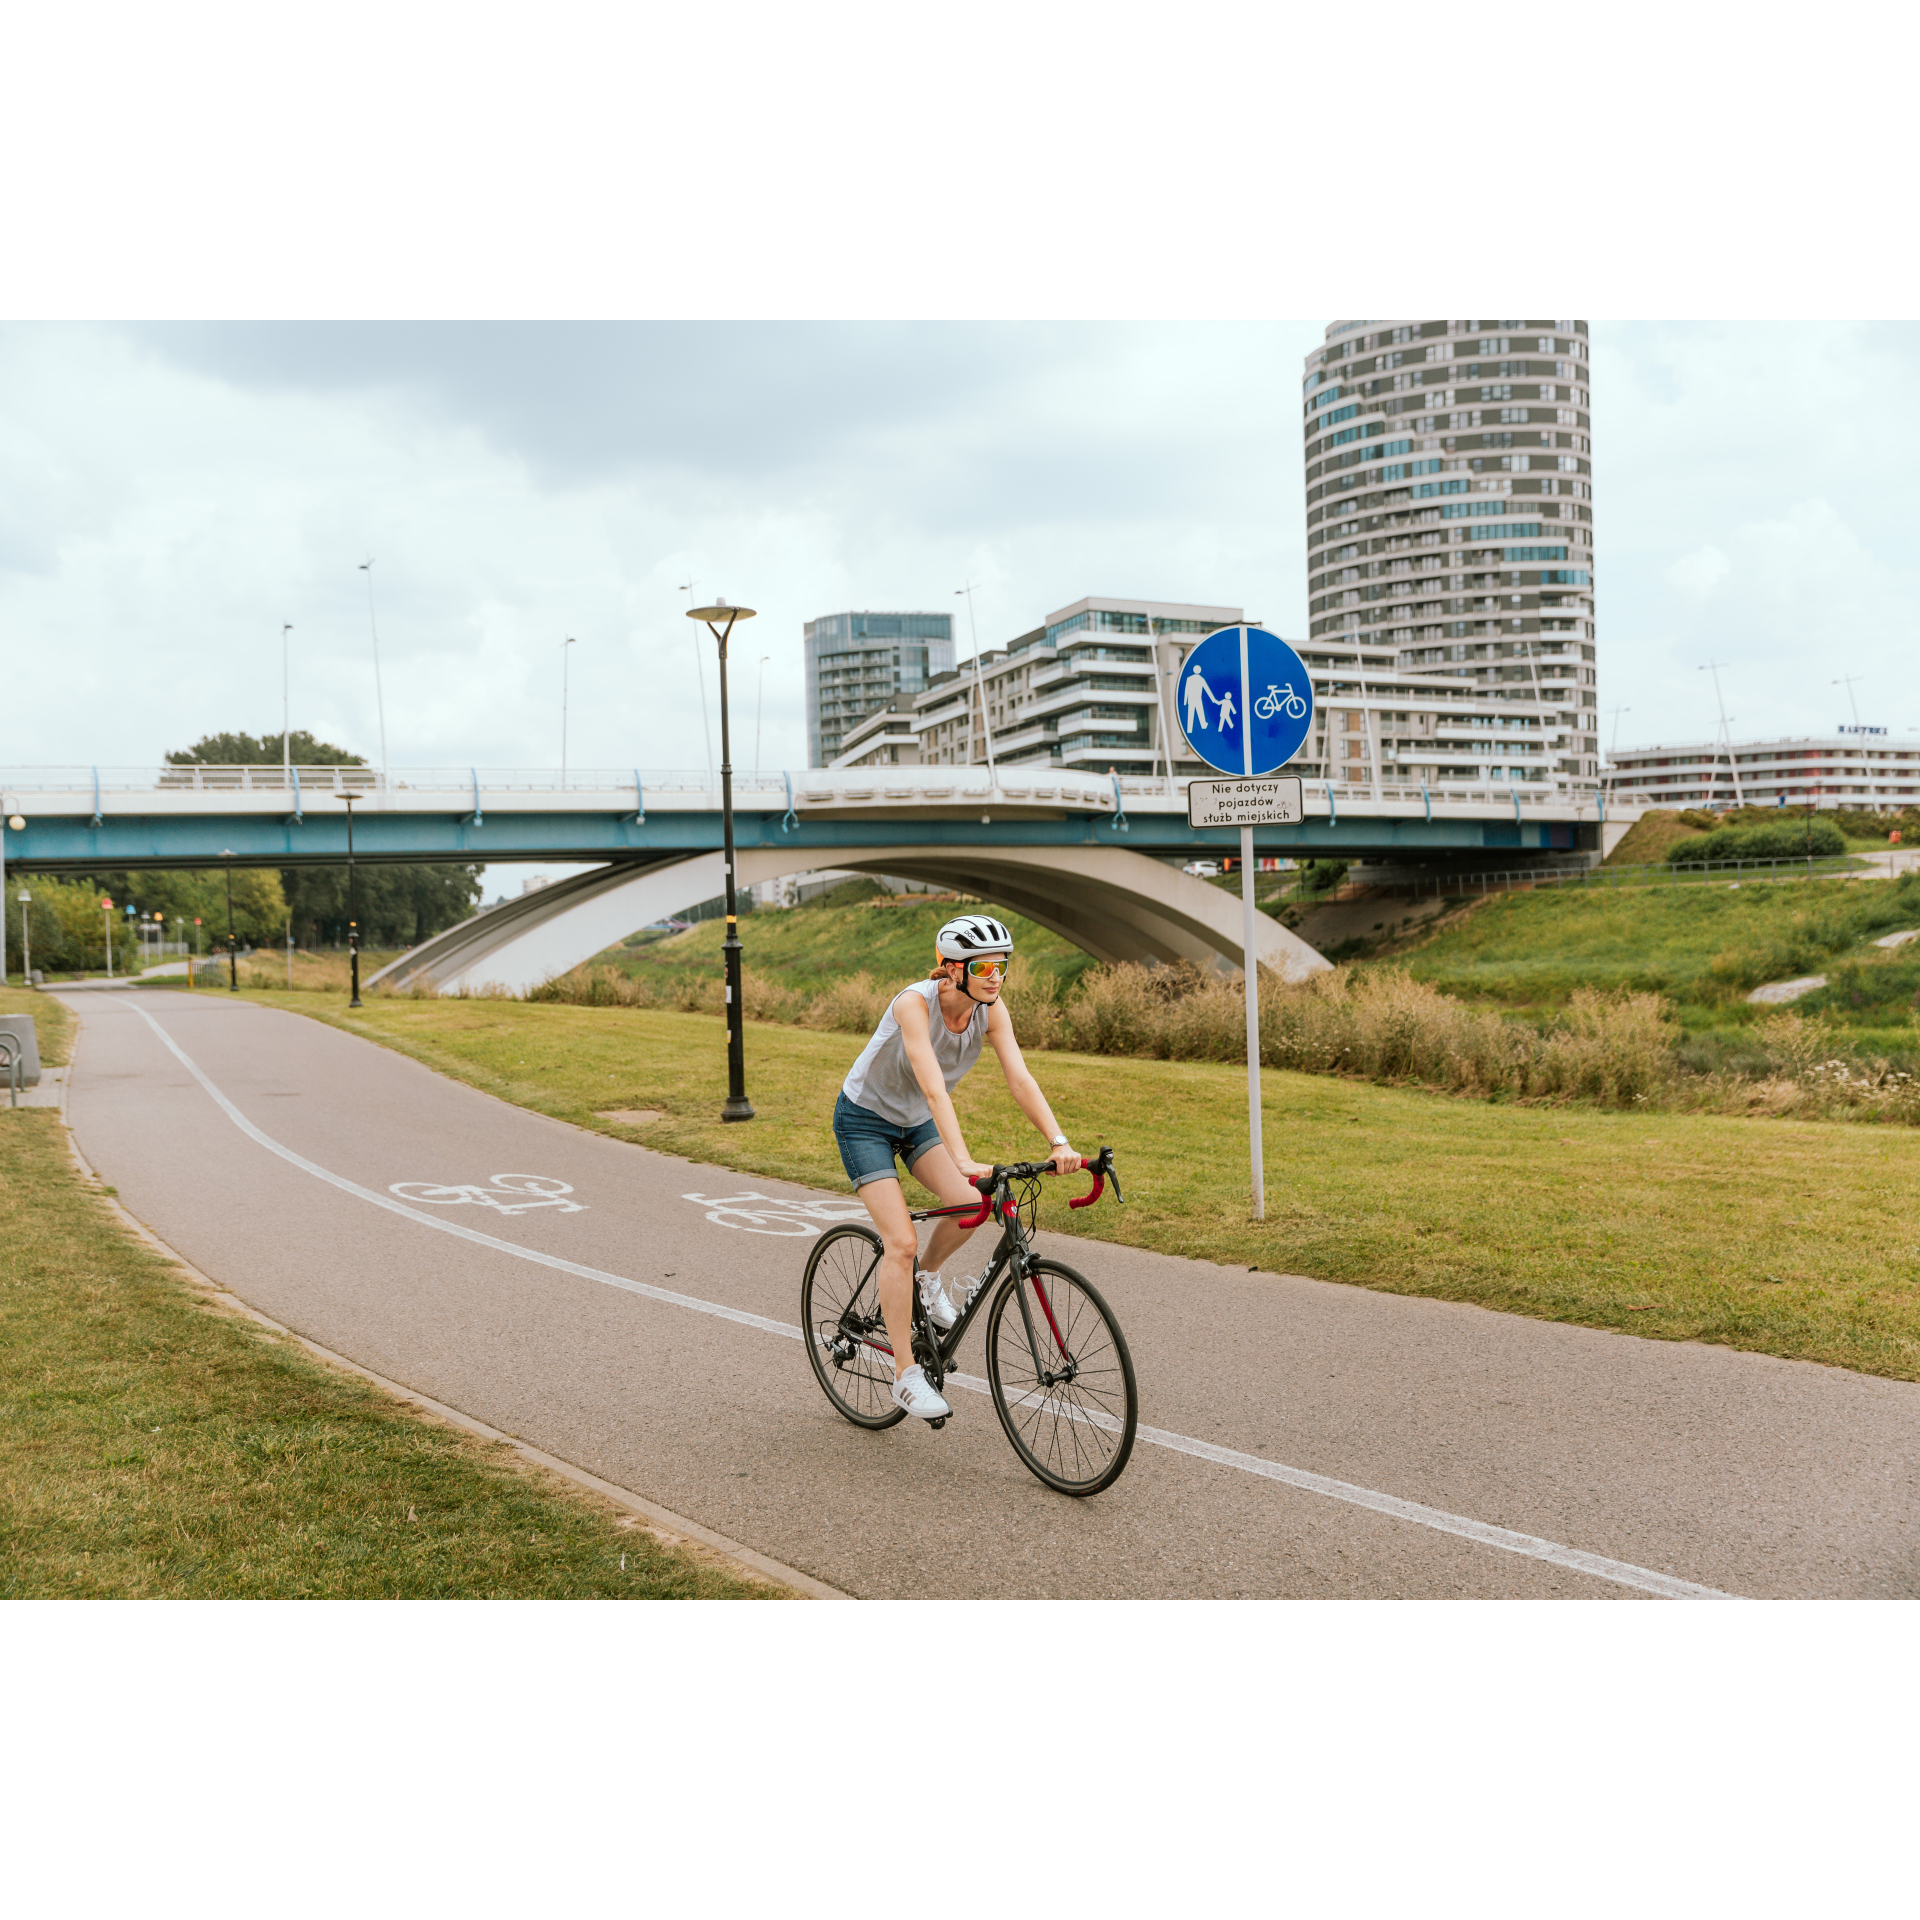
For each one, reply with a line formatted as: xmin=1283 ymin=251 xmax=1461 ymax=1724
xmin=985 ymin=1260 xmax=1137 ymax=1496
xmin=801 ymin=1224 xmax=906 ymax=1430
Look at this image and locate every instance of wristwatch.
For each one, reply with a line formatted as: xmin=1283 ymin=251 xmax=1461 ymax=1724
xmin=1049 ymin=1134 xmax=1069 ymax=1147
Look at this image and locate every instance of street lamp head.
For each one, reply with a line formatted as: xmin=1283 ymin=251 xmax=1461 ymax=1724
xmin=7 ymin=814 xmax=23 ymax=831
xmin=687 ymin=600 xmax=755 ymax=625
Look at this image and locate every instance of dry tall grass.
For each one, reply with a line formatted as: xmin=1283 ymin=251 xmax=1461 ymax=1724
xmin=517 ymin=955 xmax=1919 ymax=1122
xmin=1033 ymin=963 xmax=1671 ymax=1107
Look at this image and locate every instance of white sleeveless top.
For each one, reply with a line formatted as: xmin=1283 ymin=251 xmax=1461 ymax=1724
xmin=841 ymin=979 xmax=989 ymax=1127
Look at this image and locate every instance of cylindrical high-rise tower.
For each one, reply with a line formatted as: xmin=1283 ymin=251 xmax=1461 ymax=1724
xmin=1299 ymin=319 xmax=1600 ymax=792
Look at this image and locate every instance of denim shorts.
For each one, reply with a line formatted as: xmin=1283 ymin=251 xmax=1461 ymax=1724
xmin=833 ymin=1092 xmax=943 ymax=1190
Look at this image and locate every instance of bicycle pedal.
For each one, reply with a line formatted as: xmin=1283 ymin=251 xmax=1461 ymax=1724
xmin=928 ymin=1417 xmax=947 ymax=1430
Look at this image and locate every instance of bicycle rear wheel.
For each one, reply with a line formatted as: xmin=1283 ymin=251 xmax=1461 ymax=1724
xmin=984 ymin=1259 xmax=1137 ymax=1496
xmin=801 ymin=1224 xmax=906 ymax=1430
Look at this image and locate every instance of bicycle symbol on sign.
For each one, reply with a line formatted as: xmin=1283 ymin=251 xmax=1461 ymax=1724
xmin=1252 ymin=683 xmax=1309 ymax=721
xmin=389 ymin=1174 xmax=585 ymax=1215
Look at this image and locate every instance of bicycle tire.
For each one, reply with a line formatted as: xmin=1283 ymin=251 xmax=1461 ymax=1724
xmin=801 ymin=1224 xmax=907 ymax=1430
xmin=984 ymin=1259 xmax=1137 ymax=1496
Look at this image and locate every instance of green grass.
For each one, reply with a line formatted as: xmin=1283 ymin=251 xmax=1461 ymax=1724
xmin=1398 ymin=874 xmax=1920 ymax=1017
xmin=0 ymin=1105 xmax=777 ymax=1598
xmin=1608 ymin=805 xmax=1914 ymax=867
xmin=237 ymin=986 xmax=1920 ymax=1383
xmin=595 ymin=892 xmax=1099 ymax=998
xmin=0 ymin=983 xmax=76 ymax=1066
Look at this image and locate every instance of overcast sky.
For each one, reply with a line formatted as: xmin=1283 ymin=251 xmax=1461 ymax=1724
xmin=5 ymin=320 xmax=1916 ymax=803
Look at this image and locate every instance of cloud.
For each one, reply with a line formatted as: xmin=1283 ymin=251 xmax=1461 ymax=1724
xmin=1665 ymin=545 xmax=1731 ymax=597
xmin=7 ymin=319 xmax=1920 ymax=788
xmin=0 ymin=321 xmax=1324 ymax=778
xmin=1595 ymin=321 xmax=1920 ymax=743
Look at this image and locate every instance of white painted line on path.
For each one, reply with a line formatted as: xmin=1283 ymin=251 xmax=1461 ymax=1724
xmin=127 ymin=1004 xmax=799 ymax=1344
xmin=125 ymin=1002 xmax=1738 ymax=1602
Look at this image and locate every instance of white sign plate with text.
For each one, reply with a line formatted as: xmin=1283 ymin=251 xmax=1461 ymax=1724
xmin=1185 ymin=777 xmax=1305 ymax=830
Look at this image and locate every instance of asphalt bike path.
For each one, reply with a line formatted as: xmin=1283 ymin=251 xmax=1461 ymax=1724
xmin=54 ymin=990 xmax=1920 ymax=1599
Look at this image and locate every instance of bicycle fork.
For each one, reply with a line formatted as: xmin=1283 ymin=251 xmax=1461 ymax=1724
xmin=1005 ymin=1253 xmax=1076 ymax=1389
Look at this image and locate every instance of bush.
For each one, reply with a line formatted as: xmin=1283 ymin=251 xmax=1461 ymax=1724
xmin=1668 ymin=820 xmax=1847 ymax=864
xmin=1298 ymin=859 xmax=1350 ymax=896
xmin=798 ymin=972 xmax=895 ymax=1034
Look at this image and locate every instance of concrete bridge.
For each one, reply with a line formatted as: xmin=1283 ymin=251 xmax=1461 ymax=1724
xmin=1 ymin=764 xmax=1613 ymax=993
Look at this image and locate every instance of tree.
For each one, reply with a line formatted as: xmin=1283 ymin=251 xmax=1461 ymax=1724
xmin=167 ymin=729 xmax=363 ymax=767
xmin=160 ymin=730 xmax=484 ymax=949
xmin=281 ymin=862 xmax=484 ymax=948
xmin=36 ymin=731 xmax=485 ymax=958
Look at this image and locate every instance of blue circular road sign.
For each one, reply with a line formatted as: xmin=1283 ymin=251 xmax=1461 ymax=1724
xmin=1176 ymin=627 xmax=1314 ymax=777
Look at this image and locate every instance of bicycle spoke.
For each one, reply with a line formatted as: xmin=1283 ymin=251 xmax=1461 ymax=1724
xmin=802 ymin=1224 xmax=906 ymax=1430
xmin=986 ymin=1261 xmax=1137 ymax=1495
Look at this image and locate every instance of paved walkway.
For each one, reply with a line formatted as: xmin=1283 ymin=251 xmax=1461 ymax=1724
xmin=49 ymin=989 xmax=1920 ymax=1598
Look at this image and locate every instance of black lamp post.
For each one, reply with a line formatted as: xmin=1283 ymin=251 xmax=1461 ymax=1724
xmin=686 ymin=597 xmax=757 ymax=1121
xmin=339 ymin=793 xmax=362 ymax=1008
xmin=221 ymin=851 xmax=238 ymax=992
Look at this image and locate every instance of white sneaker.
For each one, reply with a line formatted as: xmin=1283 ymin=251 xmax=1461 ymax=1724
xmin=918 ymin=1271 xmax=958 ymax=1331
xmin=890 ymin=1365 xmax=952 ymax=1421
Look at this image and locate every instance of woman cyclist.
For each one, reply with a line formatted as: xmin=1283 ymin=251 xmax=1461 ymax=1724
xmin=834 ymin=912 xmax=1081 ymax=1422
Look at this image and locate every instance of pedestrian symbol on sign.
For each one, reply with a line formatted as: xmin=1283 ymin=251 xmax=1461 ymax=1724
xmin=1182 ymin=662 xmax=1219 ymax=734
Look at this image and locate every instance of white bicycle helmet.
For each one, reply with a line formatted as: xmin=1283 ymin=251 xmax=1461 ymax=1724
xmin=935 ymin=913 xmax=1014 ymax=960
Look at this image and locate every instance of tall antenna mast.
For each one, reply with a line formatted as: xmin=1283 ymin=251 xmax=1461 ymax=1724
xmin=358 ymin=559 xmax=390 ymax=788
xmin=680 ymin=578 xmax=715 ymax=790
xmin=1698 ymin=661 xmax=1744 ymax=808
xmin=955 ymin=583 xmax=997 ymax=787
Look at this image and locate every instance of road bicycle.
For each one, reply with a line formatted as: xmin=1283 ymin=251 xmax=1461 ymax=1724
xmin=800 ymin=1148 xmax=1138 ymax=1497
xmin=1253 ymin=682 xmax=1309 ymax=721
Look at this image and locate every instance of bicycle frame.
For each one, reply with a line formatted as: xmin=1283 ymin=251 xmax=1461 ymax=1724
xmin=893 ymin=1149 xmax=1119 ymax=1386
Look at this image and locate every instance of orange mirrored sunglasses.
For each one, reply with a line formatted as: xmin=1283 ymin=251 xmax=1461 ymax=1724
xmin=965 ymin=957 xmax=1007 ymax=980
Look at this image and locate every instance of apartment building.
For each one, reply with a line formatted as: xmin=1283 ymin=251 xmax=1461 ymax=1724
xmin=803 ymin=610 xmax=955 ymax=765
xmin=827 ymin=582 xmax=1601 ymax=806
xmin=831 ymin=704 xmax=919 ymax=768
xmin=909 ymin=596 xmax=1241 ymax=777
xmin=1605 ymin=731 xmax=1920 ymax=810
xmin=1295 ymin=318 xmax=1602 ymax=799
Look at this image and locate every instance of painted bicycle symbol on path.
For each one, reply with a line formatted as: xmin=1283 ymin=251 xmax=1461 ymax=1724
xmin=682 ymin=1191 xmax=870 ymax=1237
xmin=389 ymin=1174 xmax=585 ymax=1215
xmin=1252 ymin=683 xmax=1309 ymax=721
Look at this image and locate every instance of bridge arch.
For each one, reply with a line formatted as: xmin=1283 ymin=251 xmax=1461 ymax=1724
xmin=368 ymin=845 xmax=1330 ymax=996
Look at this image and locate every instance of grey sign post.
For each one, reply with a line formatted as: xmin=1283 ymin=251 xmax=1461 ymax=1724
xmin=1176 ymin=626 xmax=1315 ymax=1221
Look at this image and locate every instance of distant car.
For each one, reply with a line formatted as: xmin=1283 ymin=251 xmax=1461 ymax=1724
xmin=1183 ymin=860 xmax=1220 ymax=878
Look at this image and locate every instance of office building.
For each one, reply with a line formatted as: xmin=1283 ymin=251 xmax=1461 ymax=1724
xmin=1605 ymin=730 xmax=1920 ymax=810
xmin=803 ymin=611 xmax=955 ymax=765
xmin=1296 ymin=319 xmax=1601 ymax=798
